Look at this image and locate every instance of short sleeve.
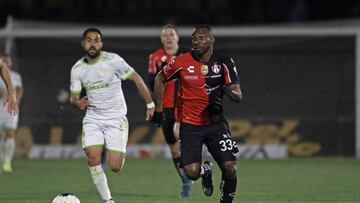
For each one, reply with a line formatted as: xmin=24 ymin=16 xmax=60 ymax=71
xmin=113 ymin=54 xmax=135 ymax=80
xmin=223 ymin=57 xmax=240 ymax=85
xmin=12 ymin=72 xmax=22 ymax=88
xmin=70 ymin=66 xmax=82 ymax=93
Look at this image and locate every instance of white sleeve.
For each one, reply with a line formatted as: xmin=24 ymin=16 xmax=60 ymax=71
xmin=12 ymin=72 xmax=22 ymax=88
xmin=70 ymin=67 xmax=82 ymax=93
xmin=113 ymin=54 xmax=135 ymax=80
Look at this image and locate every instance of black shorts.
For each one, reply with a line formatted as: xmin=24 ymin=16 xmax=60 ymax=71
xmin=162 ymin=108 xmax=177 ymax=145
xmin=179 ymin=121 xmax=239 ymax=167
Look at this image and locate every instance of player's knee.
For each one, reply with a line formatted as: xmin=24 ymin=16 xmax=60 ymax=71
xmin=109 ymin=165 xmax=122 ymax=172
xmin=87 ymin=155 xmax=101 ymax=166
xmin=109 ymin=158 xmax=125 ymax=172
xmin=222 ymin=161 xmax=237 ymax=179
xmin=184 ymin=165 xmax=201 ymax=180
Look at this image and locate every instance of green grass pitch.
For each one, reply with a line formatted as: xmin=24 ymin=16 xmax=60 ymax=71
xmin=0 ymin=158 xmax=359 ymax=203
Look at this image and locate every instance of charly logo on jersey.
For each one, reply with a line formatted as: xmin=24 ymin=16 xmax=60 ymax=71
xmin=201 ymin=65 xmax=208 ymax=75
xmin=211 ymin=63 xmax=221 ymax=74
xmin=187 ymin=66 xmax=194 ymax=73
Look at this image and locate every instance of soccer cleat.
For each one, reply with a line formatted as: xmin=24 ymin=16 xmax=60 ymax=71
xmin=104 ymin=199 xmax=115 ymax=203
xmin=201 ymin=161 xmax=213 ymax=196
xmin=3 ymin=162 xmax=12 ymax=173
xmin=180 ymin=181 xmax=193 ymax=198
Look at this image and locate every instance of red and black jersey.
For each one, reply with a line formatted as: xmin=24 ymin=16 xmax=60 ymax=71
xmin=162 ymin=51 xmax=240 ymax=125
xmin=148 ymin=48 xmax=186 ymax=108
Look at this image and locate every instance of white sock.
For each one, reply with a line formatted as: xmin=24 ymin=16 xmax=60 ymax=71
xmin=89 ymin=165 xmax=112 ymax=201
xmin=3 ymin=138 xmax=15 ymax=163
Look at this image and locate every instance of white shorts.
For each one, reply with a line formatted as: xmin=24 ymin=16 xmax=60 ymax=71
xmin=0 ymin=107 xmax=19 ymax=131
xmin=82 ymin=116 xmax=129 ymax=153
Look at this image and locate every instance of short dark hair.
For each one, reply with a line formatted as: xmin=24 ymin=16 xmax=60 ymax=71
xmin=194 ymin=25 xmax=212 ymax=33
xmin=82 ymin=27 xmax=102 ymax=39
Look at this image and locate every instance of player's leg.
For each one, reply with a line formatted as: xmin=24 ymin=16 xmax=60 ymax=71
xmin=205 ymin=122 xmax=239 ymax=203
xmin=163 ymin=109 xmax=192 ymax=197
xmin=86 ymin=146 xmax=113 ymax=202
xmin=83 ymin=122 xmax=113 ymax=202
xmin=179 ymin=123 xmax=204 ymax=180
xmin=2 ymin=128 xmax=16 ymax=172
xmin=107 ymin=151 xmax=125 ymax=172
xmin=219 ymin=160 xmax=237 ymax=203
xmin=103 ymin=116 xmax=128 ymax=173
xmin=1 ymin=113 xmax=19 ymax=172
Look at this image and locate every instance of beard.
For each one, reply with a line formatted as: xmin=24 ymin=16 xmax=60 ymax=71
xmin=192 ymin=46 xmax=210 ymax=59
xmin=86 ymin=48 xmax=101 ymax=59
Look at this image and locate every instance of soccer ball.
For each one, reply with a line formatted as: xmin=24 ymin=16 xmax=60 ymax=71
xmin=52 ymin=193 xmax=81 ymax=203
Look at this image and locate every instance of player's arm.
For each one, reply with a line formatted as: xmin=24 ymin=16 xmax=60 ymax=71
xmin=150 ymin=72 xmax=166 ymax=127
xmin=70 ymin=66 xmax=88 ymax=110
xmin=223 ymin=57 xmax=242 ymax=103
xmin=128 ymin=71 xmax=155 ymax=121
xmin=70 ymin=92 xmax=88 ymax=110
xmin=154 ymin=72 xmax=166 ymax=112
xmin=225 ymin=84 xmax=242 ymax=102
xmin=0 ymin=61 xmax=18 ymax=115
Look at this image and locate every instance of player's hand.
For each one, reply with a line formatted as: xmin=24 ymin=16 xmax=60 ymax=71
xmin=3 ymin=91 xmax=18 ymax=116
xmin=79 ymin=96 xmax=89 ymax=110
xmin=150 ymin=111 xmax=164 ymax=127
xmin=146 ymin=106 xmax=155 ymax=121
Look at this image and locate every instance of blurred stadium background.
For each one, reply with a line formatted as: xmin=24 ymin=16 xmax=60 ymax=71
xmin=0 ymin=1 xmax=359 ymax=159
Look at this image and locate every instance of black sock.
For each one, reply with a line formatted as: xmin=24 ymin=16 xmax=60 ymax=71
xmin=220 ymin=175 xmax=237 ymax=203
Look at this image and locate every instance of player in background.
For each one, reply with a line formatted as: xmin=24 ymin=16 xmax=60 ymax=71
xmin=151 ymin=25 xmax=242 ymax=203
xmin=0 ymin=54 xmax=22 ymax=172
xmin=148 ymin=24 xmax=192 ymax=197
xmin=70 ymin=28 xmax=154 ymax=203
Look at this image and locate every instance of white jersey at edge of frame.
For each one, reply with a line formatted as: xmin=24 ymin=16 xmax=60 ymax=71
xmin=0 ymin=70 xmax=22 ymax=104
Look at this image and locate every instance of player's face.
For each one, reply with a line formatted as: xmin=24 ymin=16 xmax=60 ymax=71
xmin=82 ymin=32 xmax=103 ymax=59
xmin=192 ymin=28 xmax=214 ymax=55
xmin=161 ymin=28 xmax=179 ymax=49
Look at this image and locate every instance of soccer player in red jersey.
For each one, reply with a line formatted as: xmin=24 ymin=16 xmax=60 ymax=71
xmin=148 ymin=24 xmax=192 ymax=197
xmin=151 ymin=25 xmax=242 ymax=203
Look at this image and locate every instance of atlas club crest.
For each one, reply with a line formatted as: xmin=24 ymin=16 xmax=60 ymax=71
xmin=211 ymin=64 xmax=221 ymax=74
